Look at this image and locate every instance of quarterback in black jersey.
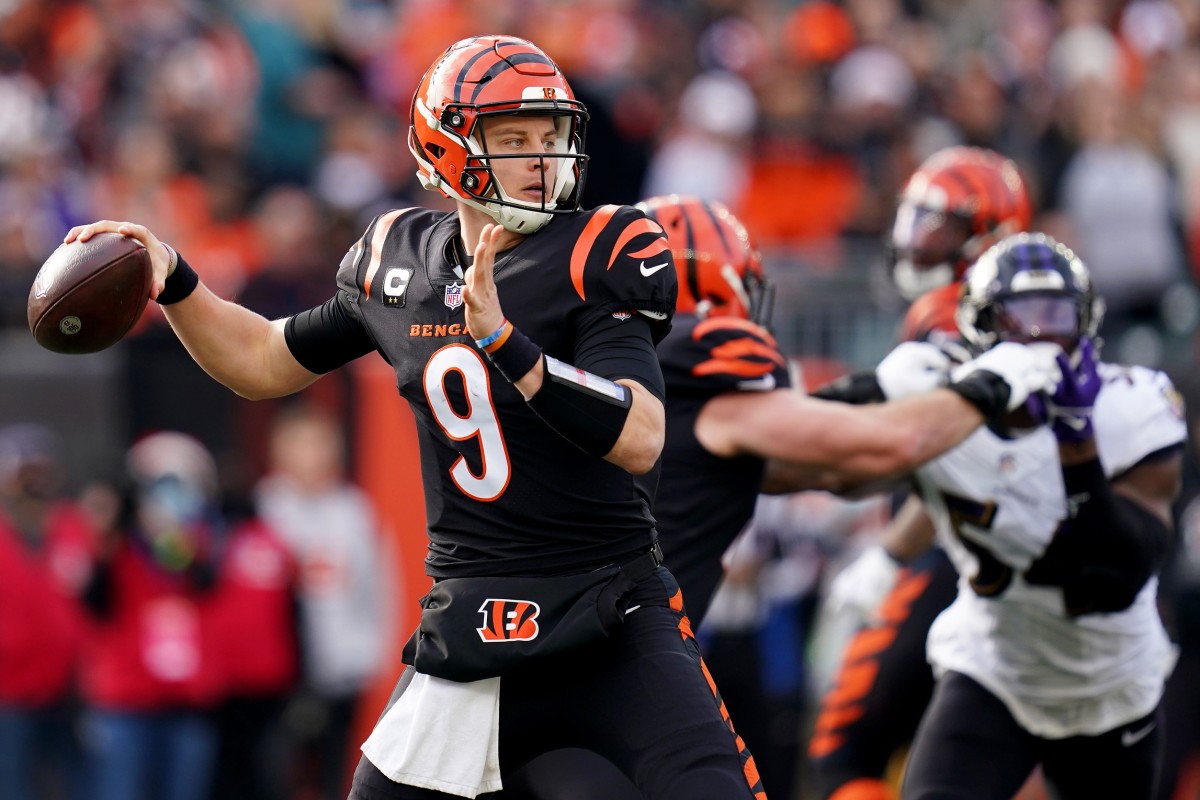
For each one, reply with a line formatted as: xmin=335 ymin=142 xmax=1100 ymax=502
xmin=65 ymin=34 xmax=779 ymax=800
xmin=504 ymin=194 xmax=1072 ymax=799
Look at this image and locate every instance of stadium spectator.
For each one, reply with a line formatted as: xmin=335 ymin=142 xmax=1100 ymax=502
xmin=76 ymin=432 xmax=226 ymax=800
xmin=256 ymin=404 xmax=388 ymax=800
xmin=0 ymin=423 xmax=92 ymax=800
xmin=208 ymin=487 xmax=300 ymax=800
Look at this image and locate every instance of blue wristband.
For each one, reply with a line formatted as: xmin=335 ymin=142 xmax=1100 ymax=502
xmin=475 ymin=320 xmax=509 ymax=350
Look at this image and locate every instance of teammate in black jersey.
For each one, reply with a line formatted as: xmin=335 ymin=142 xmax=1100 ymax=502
xmin=66 ymin=36 xmax=1061 ymax=800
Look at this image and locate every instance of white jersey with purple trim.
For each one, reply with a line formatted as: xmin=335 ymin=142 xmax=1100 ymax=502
xmin=919 ymin=362 xmax=1185 ymax=739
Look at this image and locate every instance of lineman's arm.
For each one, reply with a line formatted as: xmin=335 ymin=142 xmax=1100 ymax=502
xmin=700 ymin=387 xmax=983 ymax=493
xmin=65 ymin=220 xmax=320 ymax=400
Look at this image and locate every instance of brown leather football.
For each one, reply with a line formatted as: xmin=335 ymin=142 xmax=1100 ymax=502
xmin=27 ymin=233 xmax=152 ymax=354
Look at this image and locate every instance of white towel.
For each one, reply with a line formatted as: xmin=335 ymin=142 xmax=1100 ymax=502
xmin=361 ymin=671 xmax=503 ymax=798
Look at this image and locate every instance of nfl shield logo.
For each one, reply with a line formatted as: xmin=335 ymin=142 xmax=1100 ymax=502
xmin=444 ymin=282 xmax=463 ymax=309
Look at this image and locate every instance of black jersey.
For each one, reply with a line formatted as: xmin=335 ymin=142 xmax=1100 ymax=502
xmin=298 ymin=204 xmax=676 ymax=579
xmin=655 ymin=313 xmax=792 ymax=623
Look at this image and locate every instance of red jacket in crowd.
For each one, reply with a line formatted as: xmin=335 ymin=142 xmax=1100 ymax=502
xmin=0 ymin=503 xmax=95 ymax=707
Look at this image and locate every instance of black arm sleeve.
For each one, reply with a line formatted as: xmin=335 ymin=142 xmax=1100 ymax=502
xmin=283 ymin=294 xmax=378 ymax=375
xmin=1025 ymin=457 xmax=1173 ymax=615
xmin=572 ymin=310 xmax=664 ymax=401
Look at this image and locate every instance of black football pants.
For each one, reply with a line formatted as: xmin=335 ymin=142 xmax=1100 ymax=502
xmin=903 ymin=671 xmax=1163 ymax=800
xmin=348 ymin=568 xmax=764 ymax=800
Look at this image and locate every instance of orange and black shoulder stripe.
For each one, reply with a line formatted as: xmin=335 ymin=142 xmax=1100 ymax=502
xmin=359 ymin=208 xmax=419 ymax=300
xmin=690 ymin=317 xmax=786 ymax=380
xmin=569 ymin=205 xmax=670 ymax=301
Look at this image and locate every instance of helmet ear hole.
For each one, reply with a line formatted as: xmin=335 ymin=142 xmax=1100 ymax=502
xmin=440 ymin=108 xmax=466 ymax=129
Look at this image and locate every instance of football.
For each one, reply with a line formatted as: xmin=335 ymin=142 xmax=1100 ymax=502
xmin=27 ymin=233 xmax=153 ymax=354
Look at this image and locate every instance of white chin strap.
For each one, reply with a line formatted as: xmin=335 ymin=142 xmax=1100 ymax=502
xmin=894 ymin=260 xmax=954 ymax=301
xmin=490 ymin=190 xmax=556 ymax=234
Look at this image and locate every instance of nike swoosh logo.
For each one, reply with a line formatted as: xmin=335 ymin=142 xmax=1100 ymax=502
xmin=639 ymin=261 xmax=669 ymax=277
xmin=1121 ymin=721 xmax=1156 ymax=747
xmin=737 ymin=374 xmax=776 ymax=392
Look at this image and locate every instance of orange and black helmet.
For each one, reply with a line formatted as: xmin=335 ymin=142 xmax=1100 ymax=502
xmin=408 ymin=35 xmax=589 ymax=234
xmin=889 ymin=146 xmax=1032 ymax=300
xmin=636 ymin=195 xmax=773 ymax=325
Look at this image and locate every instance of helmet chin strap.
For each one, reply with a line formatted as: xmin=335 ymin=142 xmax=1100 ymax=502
xmin=445 ymin=184 xmax=554 ymax=234
xmin=491 ymin=181 xmax=556 ymax=234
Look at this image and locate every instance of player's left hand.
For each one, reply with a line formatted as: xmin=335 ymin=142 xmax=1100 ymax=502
xmin=1045 ymin=336 xmax=1102 ymax=442
xmin=462 ymin=224 xmax=506 ymax=341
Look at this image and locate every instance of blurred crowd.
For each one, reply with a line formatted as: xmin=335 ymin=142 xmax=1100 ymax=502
xmin=0 ymin=410 xmax=390 ymax=800
xmin=0 ymin=0 xmax=1197 ymax=367
xmin=8 ymin=0 xmax=1200 ymax=799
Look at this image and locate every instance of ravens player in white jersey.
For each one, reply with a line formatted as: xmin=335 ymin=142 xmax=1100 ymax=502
xmin=62 ymin=35 xmax=1067 ymax=800
xmin=807 ymin=146 xmax=1035 ymax=800
xmin=893 ymin=233 xmax=1185 ymax=800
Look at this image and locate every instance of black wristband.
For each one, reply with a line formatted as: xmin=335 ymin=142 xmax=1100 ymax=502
xmin=485 ymin=324 xmax=542 ymax=383
xmin=156 ymin=251 xmax=199 ymax=305
xmin=810 ymin=371 xmax=886 ymax=405
xmin=527 ymin=355 xmax=633 ymax=457
xmin=946 ymin=370 xmax=1011 ymax=419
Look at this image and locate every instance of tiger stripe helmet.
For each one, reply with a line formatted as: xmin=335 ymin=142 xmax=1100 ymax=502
xmin=889 ymin=146 xmax=1032 ymax=300
xmin=408 ymin=35 xmax=589 ymax=234
xmin=636 ymin=195 xmax=773 ymax=325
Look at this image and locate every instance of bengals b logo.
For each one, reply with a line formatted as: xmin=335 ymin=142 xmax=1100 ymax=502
xmin=477 ymin=599 xmax=541 ymax=642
